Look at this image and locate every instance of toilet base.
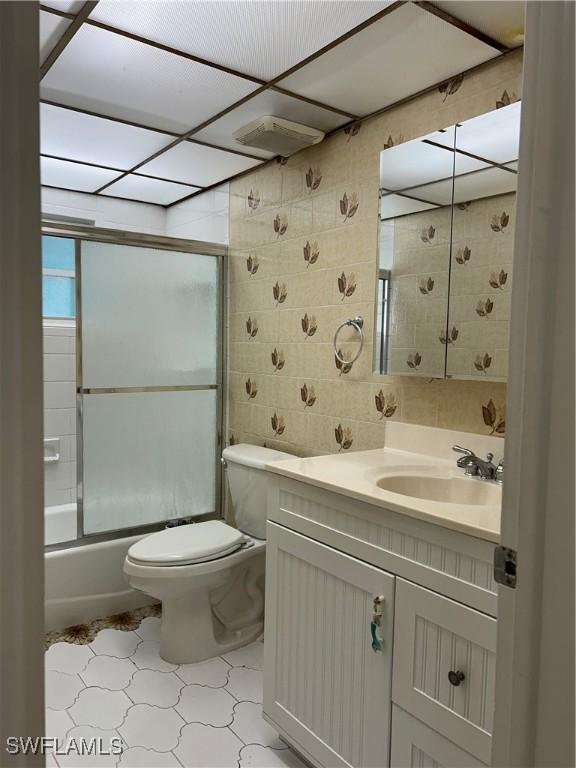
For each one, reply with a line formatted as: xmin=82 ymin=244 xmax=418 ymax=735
xmin=160 ymin=589 xmax=263 ymax=663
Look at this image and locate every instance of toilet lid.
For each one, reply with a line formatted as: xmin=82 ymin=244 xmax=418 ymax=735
xmin=127 ymin=520 xmax=246 ymax=566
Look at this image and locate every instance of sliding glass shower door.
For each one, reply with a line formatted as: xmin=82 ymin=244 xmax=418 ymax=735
xmin=78 ymin=237 xmax=222 ymax=536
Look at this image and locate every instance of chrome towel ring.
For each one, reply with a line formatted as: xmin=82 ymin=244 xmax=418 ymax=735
xmin=333 ymin=316 xmax=364 ymax=365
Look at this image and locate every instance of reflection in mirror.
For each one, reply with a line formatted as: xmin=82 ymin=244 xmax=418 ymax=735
xmin=373 ymin=102 xmax=520 ymax=381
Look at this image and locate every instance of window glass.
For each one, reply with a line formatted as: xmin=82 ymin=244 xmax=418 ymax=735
xmin=42 ymin=236 xmax=75 ymax=318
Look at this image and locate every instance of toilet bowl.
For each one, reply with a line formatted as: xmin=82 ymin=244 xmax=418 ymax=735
xmin=123 ymin=444 xmax=292 ymax=663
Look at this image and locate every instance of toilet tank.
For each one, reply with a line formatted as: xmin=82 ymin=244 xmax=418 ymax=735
xmin=222 ymin=444 xmax=293 ymax=539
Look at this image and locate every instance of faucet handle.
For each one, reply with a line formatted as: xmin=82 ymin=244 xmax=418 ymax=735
xmin=495 ymin=459 xmax=504 ymax=484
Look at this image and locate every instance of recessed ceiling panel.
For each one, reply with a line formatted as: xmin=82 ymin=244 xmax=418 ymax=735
xmin=456 ymin=101 xmax=521 ymax=165
xmin=39 ymin=11 xmax=70 ymax=64
xmin=42 ymin=1 xmax=85 ymax=12
xmin=279 ymin=3 xmax=501 ymax=117
xmin=104 ymin=175 xmax=200 ymax=205
xmin=194 ymin=90 xmax=350 ymax=159
xmin=89 ymin=0 xmax=394 ymax=80
xmin=452 ymin=166 xmax=517 ymax=204
xmin=380 ymin=128 xmax=456 ymax=191
xmin=139 ymin=143 xmax=262 ymax=187
xmin=433 ymin=1 xmax=525 ymax=47
xmin=40 ymin=103 xmax=175 ymax=169
xmin=41 ymin=25 xmax=260 ymax=133
xmin=41 ymin=157 xmax=121 ymax=192
xmin=380 ymin=194 xmax=439 ymax=220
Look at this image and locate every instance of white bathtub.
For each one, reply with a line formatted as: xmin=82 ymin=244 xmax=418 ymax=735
xmin=45 ymin=502 xmax=77 ymax=546
xmin=45 ymin=505 xmax=155 ymax=630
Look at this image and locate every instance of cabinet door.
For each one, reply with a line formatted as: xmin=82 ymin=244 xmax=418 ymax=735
xmin=392 ymin=579 xmax=496 ymax=764
xmin=264 ymin=522 xmax=395 ymax=768
xmin=390 ymin=706 xmax=486 ymax=768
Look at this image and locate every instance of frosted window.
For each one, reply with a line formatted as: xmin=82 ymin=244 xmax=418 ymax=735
xmin=81 ymin=241 xmax=218 ymax=387
xmin=42 ymin=236 xmax=75 ymax=318
xmin=43 ymin=276 xmax=75 ymax=318
xmin=82 ymin=390 xmax=216 ymax=533
xmin=43 ymin=235 xmax=75 ymax=270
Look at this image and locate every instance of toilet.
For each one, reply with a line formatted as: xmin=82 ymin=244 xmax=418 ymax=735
xmin=123 ymin=444 xmax=292 ymax=664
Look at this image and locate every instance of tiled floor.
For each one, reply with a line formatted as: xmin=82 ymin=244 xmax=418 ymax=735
xmin=45 ymin=618 xmax=306 ymax=768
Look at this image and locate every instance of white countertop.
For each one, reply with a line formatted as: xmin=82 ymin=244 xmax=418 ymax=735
xmin=267 ymin=447 xmax=501 ymax=543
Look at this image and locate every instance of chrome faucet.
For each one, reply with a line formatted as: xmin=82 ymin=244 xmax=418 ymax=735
xmin=452 ymin=445 xmax=503 ymax=482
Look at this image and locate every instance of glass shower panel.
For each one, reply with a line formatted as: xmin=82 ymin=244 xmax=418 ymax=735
xmin=82 ymin=390 xmax=217 ymax=534
xmin=81 ymin=242 xmax=218 ymax=388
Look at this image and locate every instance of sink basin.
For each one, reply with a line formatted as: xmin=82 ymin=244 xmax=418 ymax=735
xmin=376 ymin=474 xmax=501 ymax=506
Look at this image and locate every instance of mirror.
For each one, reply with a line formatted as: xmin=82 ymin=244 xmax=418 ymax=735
xmin=374 ymin=102 xmax=520 ymax=381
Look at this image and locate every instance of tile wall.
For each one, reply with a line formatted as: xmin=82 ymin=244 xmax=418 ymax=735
xmin=227 ymin=51 xmax=522 ymax=456
xmin=44 ymin=324 xmax=76 ymax=507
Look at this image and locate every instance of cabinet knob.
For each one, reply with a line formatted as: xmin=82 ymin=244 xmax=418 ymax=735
xmin=448 ymin=670 xmax=466 ymax=687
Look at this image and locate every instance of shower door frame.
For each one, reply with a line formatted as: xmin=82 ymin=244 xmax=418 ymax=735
xmin=42 ymin=222 xmax=228 ymax=551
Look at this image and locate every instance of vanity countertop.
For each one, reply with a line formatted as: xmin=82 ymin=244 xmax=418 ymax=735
xmin=267 ymin=447 xmax=501 ymax=543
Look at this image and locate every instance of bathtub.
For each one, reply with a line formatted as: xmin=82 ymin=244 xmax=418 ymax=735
xmin=45 ymin=505 xmax=155 ymax=630
xmin=45 ymin=502 xmax=77 ymax=546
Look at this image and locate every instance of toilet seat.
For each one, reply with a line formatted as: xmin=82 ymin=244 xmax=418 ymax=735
xmin=127 ymin=520 xmax=246 ymax=567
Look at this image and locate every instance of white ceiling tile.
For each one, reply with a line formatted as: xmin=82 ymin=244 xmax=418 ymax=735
xmin=104 ymin=175 xmax=199 ymax=205
xmin=41 ymin=103 xmax=175 ymax=169
xmin=455 ymin=101 xmax=521 ymax=165
xmin=89 ymin=0 xmax=394 ymax=80
xmin=41 ymin=157 xmax=121 ymax=193
xmin=39 ymin=11 xmax=70 ymax=64
xmin=139 ymin=143 xmax=262 ymax=187
xmin=452 ymin=166 xmax=517 ymax=204
xmin=380 ymin=128 xmax=456 ymax=190
xmin=380 ymin=194 xmax=439 ymax=220
xmin=41 ymin=25 xmax=260 ymax=134
xmin=433 ymin=1 xmax=525 ymax=47
xmin=194 ymin=90 xmax=350 ymax=159
xmin=42 ymin=1 xmax=85 ymax=12
xmin=279 ymin=4 xmax=501 ymax=117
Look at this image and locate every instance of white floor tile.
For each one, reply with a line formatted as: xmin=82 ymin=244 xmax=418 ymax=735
xmin=117 ymin=746 xmax=182 ymax=767
xmin=46 ymin=643 xmax=94 ymax=675
xmin=68 ymin=688 xmax=132 ymax=730
xmin=46 ymin=707 xmax=75 ymax=747
xmin=55 ymin=726 xmax=123 ymax=768
xmin=89 ymin=629 xmax=142 ymax=659
xmin=175 ymin=685 xmax=236 ymax=726
xmin=80 ymin=655 xmax=138 ymax=691
xmin=46 ymin=671 xmax=85 ymax=710
xmin=239 ymin=744 xmax=307 ymax=767
xmin=118 ymin=704 xmax=185 ymax=752
xmin=46 ymin=752 xmax=59 ymax=767
xmin=134 ymin=618 xmax=161 ymax=643
xmin=131 ymin=641 xmax=177 ymax=673
xmin=222 ymin=641 xmax=264 ymax=671
xmin=125 ymin=670 xmax=184 ymax=708
xmin=226 ymin=667 xmax=263 ymax=704
xmin=174 ymin=723 xmax=243 ymax=768
xmin=230 ymin=702 xmax=285 ymax=749
xmin=176 ymin=657 xmax=231 ymax=687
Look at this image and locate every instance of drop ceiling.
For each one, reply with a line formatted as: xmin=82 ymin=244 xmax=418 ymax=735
xmin=39 ymin=0 xmax=524 ymax=208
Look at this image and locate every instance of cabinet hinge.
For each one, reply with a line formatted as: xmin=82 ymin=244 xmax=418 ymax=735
xmin=494 ymin=545 xmax=517 ymax=588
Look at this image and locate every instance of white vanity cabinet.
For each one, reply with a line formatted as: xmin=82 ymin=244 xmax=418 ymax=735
xmin=264 ymin=522 xmax=395 ymax=768
xmin=263 ymin=475 xmax=498 ymax=768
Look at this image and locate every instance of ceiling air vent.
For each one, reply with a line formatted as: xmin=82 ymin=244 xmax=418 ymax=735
xmin=233 ymin=116 xmax=325 ymax=157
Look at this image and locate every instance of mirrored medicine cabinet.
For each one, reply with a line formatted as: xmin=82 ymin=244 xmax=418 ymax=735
xmin=373 ymin=101 xmax=520 ymax=381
